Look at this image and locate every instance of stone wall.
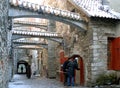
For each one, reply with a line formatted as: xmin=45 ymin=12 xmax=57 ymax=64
xmin=47 ymin=20 xmax=57 ymax=78
xmin=89 ymin=19 xmax=117 ymax=84
xmin=34 ymin=0 xmax=120 ymax=86
xmin=0 ymin=0 xmax=9 ymax=88
xmin=55 ymin=17 xmax=118 ymax=86
xmin=39 ymin=48 xmax=48 ymax=77
xmin=66 ymin=26 xmax=93 ymax=85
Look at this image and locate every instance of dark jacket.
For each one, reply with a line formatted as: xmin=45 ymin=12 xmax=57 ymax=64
xmin=66 ymin=60 xmax=79 ymax=76
xmin=63 ymin=60 xmax=69 ymax=72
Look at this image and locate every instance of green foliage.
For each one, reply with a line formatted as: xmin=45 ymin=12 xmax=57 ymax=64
xmin=96 ymin=73 xmax=117 ymax=85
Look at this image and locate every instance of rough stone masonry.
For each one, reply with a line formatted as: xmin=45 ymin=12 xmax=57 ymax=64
xmin=0 ymin=0 xmax=9 ymax=88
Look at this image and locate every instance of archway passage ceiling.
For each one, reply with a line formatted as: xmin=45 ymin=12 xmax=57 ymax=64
xmin=9 ymin=0 xmax=120 ymax=50
xmin=9 ymin=0 xmax=87 ymax=31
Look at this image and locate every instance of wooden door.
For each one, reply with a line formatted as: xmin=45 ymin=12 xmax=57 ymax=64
xmin=80 ymin=58 xmax=84 ymax=85
xmin=59 ymin=51 xmax=68 ymax=82
xmin=74 ymin=56 xmax=84 ymax=85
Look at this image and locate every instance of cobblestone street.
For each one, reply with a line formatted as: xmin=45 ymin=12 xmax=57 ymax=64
xmin=9 ymin=74 xmax=89 ymax=88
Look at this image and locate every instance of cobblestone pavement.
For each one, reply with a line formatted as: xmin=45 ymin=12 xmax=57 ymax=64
xmin=9 ymin=74 xmax=89 ymax=88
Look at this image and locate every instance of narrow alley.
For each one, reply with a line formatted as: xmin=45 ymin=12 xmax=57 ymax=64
xmin=8 ymin=74 xmax=88 ymax=88
xmin=1 ymin=0 xmax=120 ymax=88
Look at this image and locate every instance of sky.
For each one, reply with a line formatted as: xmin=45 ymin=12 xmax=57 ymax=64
xmin=108 ymin=0 xmax=120 ymax=12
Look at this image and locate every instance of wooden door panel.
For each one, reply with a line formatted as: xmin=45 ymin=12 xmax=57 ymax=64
xmin=108 ymin=37 xmax=120 ymax=70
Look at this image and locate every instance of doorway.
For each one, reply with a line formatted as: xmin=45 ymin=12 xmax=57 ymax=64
xmin=73 ymin=55 xmax=85 ymax=85
xmin=17 ymin=60 xmax=28 ymax=74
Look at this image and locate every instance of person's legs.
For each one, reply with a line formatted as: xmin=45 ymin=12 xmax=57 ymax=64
xmin=71 ymin=76 xmax=75 ymax=86
xmin=64 ymin=73 xmax=68 ymax=85
xmin=67 ymin=76 xmax=71 ymax=86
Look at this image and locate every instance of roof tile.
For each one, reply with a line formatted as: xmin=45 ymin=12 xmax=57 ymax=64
xmin=71 ymin=0 xmax=120 ymax=19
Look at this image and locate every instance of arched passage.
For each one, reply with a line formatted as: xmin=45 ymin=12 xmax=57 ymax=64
xmin=59 ymin=52 xmax=85 ymax=86
xmin=72 ymin=54 xmax=85 ymax=86
xmin=17 ymin=60 xmax=28 ymax=74
xmin=17 ymin=60 xmax=31 ymax=78
xmin=9 ymin=0 xmax=87 ymax=31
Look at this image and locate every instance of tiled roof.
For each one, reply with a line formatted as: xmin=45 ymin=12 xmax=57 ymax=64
xmin=69 ymin=0 xmax=120 ymax=19
xmin=12 ymin=30 xmax=63 ymax=38
xmin=9 ymin=0 xmax=82 ymax=21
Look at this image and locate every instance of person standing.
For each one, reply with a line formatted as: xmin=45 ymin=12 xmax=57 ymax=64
xmin=21 ymin=66 xmax=24 ymax=73
xmin=66 ymin=56 xmax=80 ymax=86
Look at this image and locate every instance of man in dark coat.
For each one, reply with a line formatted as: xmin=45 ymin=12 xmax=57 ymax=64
xmin=66 ymin=56 xmax=80 ymax=86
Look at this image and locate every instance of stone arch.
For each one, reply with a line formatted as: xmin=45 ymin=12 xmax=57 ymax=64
xmin=9 ymin=3 xmax=87 ymax=31
xmin=11 ymin=16 xmax=86 ymax=31
xmin=72 ymin=54 xmax=85 ymax=86
xmin=17 ymin=60 xmax=31 ymax=78
xmin=17 ymin=60 xmax=28 ymax=74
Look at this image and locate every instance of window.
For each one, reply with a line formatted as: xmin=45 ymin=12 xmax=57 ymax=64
xmin=108 ymin=37 xmax=120 ymax=70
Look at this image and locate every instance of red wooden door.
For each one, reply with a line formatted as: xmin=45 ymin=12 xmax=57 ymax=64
xmin=79 ymin=58 xmax=84 ymax=85
xmin=59 ymin=51 xmax=68 ymax=82
xmin=60 ymin=57 xmax=67 ymax=82
xmin=108 ymin=37 xmax=120 ymax=70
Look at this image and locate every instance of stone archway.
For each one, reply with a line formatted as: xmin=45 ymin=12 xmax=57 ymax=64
xmin=17 ymin=60 xmax=31 ymax=78
xmin=72 ymin=54 xmax=84 ymax=86
xmin=17 ymin=60 xmax=28 ymax=74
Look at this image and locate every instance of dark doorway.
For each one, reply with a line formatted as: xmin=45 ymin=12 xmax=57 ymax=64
xmin=17 ymin=60 xmax=28 ymax=74
xmin=17 ymin=60 xmax=31 ymax=78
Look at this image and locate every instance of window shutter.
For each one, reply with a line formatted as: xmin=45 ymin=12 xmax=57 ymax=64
xmin=108 ymin=37 xmax=120 ymax=70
